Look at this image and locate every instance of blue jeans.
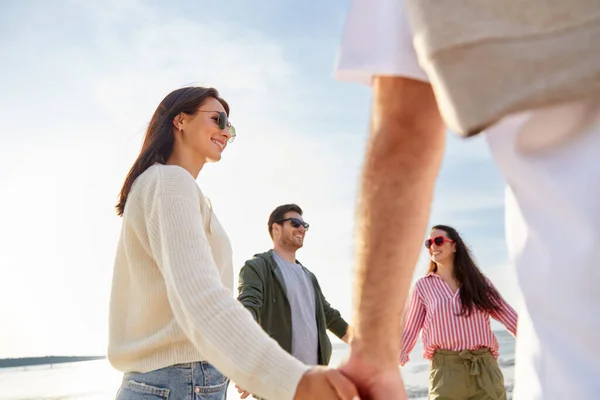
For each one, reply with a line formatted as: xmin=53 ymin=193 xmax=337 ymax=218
xmin=116 ymin=362 xmax=229 ymax=400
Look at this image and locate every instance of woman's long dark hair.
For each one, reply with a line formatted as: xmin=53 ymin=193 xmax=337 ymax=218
xmin=115 ymin=87 xmax=229 ymax=216
xmin=428 ymin=225 xmax=502 ymax=316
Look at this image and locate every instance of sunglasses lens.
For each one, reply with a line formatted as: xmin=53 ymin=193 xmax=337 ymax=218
xmin=228 ymin=125 xmax=236 ymax=143
xmin=218 ymin=112 xmax=236 ymax=143
xmin=425 ymin=239 xmax=432 ymax=248
xmin=289 ymin=218 xmax=309 ymax=230
xmin=434 ymin=237 xmax=444 ymax=246
xmin=218 ymin=112 xmax=227 ymax=130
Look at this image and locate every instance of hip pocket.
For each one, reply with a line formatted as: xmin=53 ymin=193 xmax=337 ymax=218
xmin=193 ymin=380 xmax=228 ymax=396
xmin=117 ymin=380 xmax=170 ymax=399
xmin=195 ymin=363 xmax=229 ymax=397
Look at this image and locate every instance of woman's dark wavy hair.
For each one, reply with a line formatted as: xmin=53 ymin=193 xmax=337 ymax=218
xmin=115 ymin=87 xmax=229 ymax=216
xmin=428 ymin=225 xmax=502 ymax=316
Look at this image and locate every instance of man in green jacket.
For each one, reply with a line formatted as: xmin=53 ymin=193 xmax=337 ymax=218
xmin=238 ymin=204 xmax=351 ymax=368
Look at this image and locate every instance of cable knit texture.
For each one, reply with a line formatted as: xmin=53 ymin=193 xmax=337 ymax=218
xmin=108 ymin=164 xmax=308 ymax=400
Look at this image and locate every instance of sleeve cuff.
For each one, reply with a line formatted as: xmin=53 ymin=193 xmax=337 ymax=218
xmin=399 ymin=353 xmax=409 ymax=366
xmin=330 ymin=319 xmax=350 ymax=339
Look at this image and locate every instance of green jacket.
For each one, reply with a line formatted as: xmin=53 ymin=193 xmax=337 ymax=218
xmin=237 ymin=250 xmax=349 ymax=365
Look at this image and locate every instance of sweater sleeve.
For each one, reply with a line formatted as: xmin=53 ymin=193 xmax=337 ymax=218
xmin=145 ymin=167 xmax=308 ymax=400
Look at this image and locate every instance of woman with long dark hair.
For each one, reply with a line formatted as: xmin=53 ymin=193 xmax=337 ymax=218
xmin=108 ymin=87 xmax=358 ymax=400
xmin=400 ymin=225 xmax=517 ymax=400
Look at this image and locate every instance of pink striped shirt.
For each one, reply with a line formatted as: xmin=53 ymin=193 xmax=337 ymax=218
xmin=400 ymin=273 xmax=518 ymax=365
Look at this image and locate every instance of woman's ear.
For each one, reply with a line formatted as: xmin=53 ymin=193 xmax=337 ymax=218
xmin=173 ymin=113 xmax=185 ymax=131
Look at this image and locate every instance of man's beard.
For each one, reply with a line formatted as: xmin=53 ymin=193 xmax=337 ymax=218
xmin=282 ymin=233 xmax=303 ymax=250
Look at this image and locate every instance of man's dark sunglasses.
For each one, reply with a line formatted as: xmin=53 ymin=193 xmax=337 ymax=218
xmin=276 ymin=217 xmax=310 ymax=230
xmin=198 ymin=111 xmax=236 ymax=143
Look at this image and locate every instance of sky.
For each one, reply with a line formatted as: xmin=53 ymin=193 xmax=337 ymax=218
xmin=0 ymin=0 xmax=521 ymax=358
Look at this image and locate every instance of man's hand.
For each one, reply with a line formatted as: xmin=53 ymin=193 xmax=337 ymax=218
xmin=341 ymin=326 xmax=352 ymax=344
xmin=339 ymin=349 xmax=406 ymax=400
xmin=294 ymin=367 xmax=360 ymax=400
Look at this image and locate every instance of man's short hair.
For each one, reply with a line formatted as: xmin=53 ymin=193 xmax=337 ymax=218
xmin=268 ymin=204 xmax=303 ymax=238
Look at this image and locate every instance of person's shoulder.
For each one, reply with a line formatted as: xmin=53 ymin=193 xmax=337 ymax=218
xmin=136 ymin=164 xmax=200 ymax=198
xmin=415 ymin=274 xmax=435 ymax=288
xmin=244 ymin=251 xmax=272 ymax=270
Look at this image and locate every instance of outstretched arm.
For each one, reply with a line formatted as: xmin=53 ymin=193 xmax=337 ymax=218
xmin=399 ymin=286 xmax=426 ymax=365
xmin=318 ymin=281 xmax=351 ymax=341
xmin=348 ymin=76 xmax=445 ymax=366
xmin=487 ymin=279 xmax=518 ymax=336
xmin=340 ymin=76 xmax=445 ymax=399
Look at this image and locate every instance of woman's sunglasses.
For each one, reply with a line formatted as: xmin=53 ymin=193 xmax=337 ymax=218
xmin=277 ymin=217 xmax=310 ymax=231
xmin=424 ymin=236 xmax=455 ymax=248
xmin=199 ymin=111 xmax=237 ymax=143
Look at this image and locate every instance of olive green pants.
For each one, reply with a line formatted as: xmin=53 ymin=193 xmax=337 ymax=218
xmin=428 ymin=349 xmax=507 ymax=400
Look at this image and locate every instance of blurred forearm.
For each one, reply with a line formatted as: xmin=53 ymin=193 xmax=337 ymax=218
xmin=350 ymin=76 xmax=446 ymax=369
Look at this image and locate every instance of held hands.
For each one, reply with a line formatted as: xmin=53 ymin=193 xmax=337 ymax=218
xmin=294 ymin=367 xmax=360 ymax=400
xmin=234 ymin=366 xmax=360 ymax=400
xmin=338 ymin=350 xmax=407 ymax=400
xmin=234 ymin=357 xmax=407 ymax=400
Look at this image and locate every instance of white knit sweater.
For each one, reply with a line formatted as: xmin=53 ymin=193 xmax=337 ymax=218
xmin=108 ymin=164 xmax=308 ymax=400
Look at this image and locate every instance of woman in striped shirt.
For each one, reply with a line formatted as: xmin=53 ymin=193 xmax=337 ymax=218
xmin=400 ymin=225 xmax=518 ymax=400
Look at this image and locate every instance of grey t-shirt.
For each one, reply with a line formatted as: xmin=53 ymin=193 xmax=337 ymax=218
xmin=272 ymin=251 xmax=319 ymax=366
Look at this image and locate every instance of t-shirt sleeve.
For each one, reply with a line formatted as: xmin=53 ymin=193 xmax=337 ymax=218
xmin=335 ymin=0 xmax=429 ymax=85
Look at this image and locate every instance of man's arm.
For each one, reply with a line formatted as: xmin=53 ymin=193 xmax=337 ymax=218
xmin=322 ymin=295 xmax=350 ymax=341
xmin=346 ymin=77 xmax=446 ymax=372
xmin=237 ymin=261 xmax=264 ymax=322
xmin=312 ymin=275 xmax=350 ymax=341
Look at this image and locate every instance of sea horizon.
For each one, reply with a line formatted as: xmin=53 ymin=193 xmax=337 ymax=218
xmin=0 ymin=329 xmax=510 ymax=365
xmin=0 ymin=331 xmax=515 ymax=400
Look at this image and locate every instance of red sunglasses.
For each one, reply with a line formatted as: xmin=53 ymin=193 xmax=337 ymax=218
xmin=424 ymin=236 xmax=455 ymax=248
